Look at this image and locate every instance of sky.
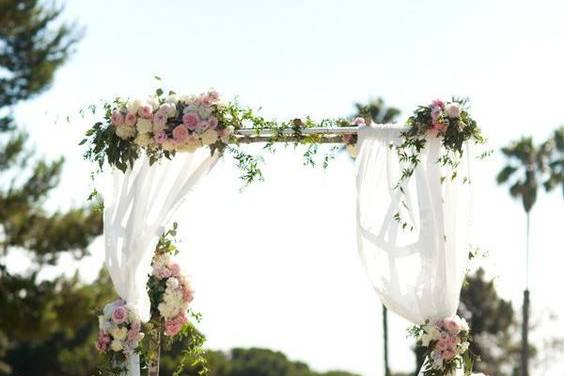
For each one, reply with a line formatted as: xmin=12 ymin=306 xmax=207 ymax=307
xmin=8 ymin=0 xmax=564 ymax=375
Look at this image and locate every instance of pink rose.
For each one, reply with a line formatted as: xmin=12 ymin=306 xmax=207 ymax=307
xmin=138 ymin=104 xmax=153 ymax=119
xmin=430 ymin=122 xmax=447 ymax=136
xmin=164 ymin=313 xmax=188 ymax=336
xmin=124 ymin=112 xmax=137 ymax=127
xmin=172 ymin=125 xmax=189 ymax=142
xmin=182 ymin=112 xmax=200 ymax=130
xmin=431 ymin=99 xmax=445 ymax=109
xmin=443 ymin=318 xmax=460 ymax=334
xmin=128 ymin=324 xmax=143 ymax=342
xmin=153 ymin=111 xmax=168 ymax=129
xmin=442 ymin=349 xmax=456 ymax=361
xmin=111 ymin=306 xmax=127 ymax=324
xmin=197 ymin=120 xmax=210 ymax=132
xmin=169 ymin=263 xmax=180 ymax=277
xmin=182 ymin=282 xmax=194 ymax=303
xmin=95 ymin=333 xmax=110 ymax=352
xmin=352 ymin=117 xmax=366 ymax=126
xmin=154 ymin=131 xmax=168 ymax=144
xmin=111 ymin=111 xmax=124 ymax=126
xmin=208 ymin=116 xmax=219 ymax=129
xmin=207 ymin=89 xmax=220 ymax=103
xmin=436 ymin=338 xmax=449 ymax=351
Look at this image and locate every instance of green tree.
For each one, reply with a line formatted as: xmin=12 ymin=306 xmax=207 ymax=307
xmin=459 ymin=269 xmax=522 ymax=375
xmin=496 ymin=127 xmax=564 ymax=376
xmin=0 ymin=0 xmax=104 ymax=374
xmin=160 ymin=346 xmax=360 ymax=376
xmin=351 ymin=98 xmax=401 ymax=376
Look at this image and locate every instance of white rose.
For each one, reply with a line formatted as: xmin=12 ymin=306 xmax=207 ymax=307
xmin=346 ymin=144 xmax=358 ymax=158
xmin=110 ymin=340 xmax=124 ymax=352
xmin=147 ymin=97 xmax=159 ymax=110
xmin=445 ymin=103 xmax=461 ymax=118
xmin=126 ymin=99 xmax=142 ymax=114
xmin=200 ymin=129 xmax=218 ymax=145
xmin=421 ymin=326 xmax=440 ymax=346
xmin=134 ymin=133 xmax=153 ymax=147
xmin=115 ymin=125 xmax=136 ymax=140
xmin=159 ymin=103 xmax=177 ymax=118
xmin=161 ymin=139 xmax=177 ymax=151
xmin=110 ymin=326 xmax=128 ymax=341
xmin=167 ymin=277 xmax=179 ymax=289
xmin=136 ymin=118 xmax=153 ymax=133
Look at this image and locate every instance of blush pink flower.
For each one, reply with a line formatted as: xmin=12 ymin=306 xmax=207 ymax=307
xmin=442 ymin=349 xmax=456 ymax=361
xmin=154 ymin=131 xmax=168 ymax=144
xmin=111 ymin=111 xmax=125 ymax=126
xmin=436 ymin=338 xmax=449 ymax=351
xmin=164 ymin=313 xmax=188 ymax=336
xmin=95 ymin=333 xmax=111 ymax=352
xmin=127 ymin=323 xmax=143 ymax=342
xmin=138 ymin=104 xmax=153 ymax=119
xmin=444 ymin=318 xmax=460 ymax=334
xmin=207 ymin=89 xmax=220 ymax=103
xmin=182 ymin=283 xmax=194 ymax=303
xmin=197 ymin=120 xmax=210 ymax=132
xmin=182 ymin=112 xmax=200 ymax=130
xmin=172 ymin=125 xmax=189 ymax=142
xmin=431 ymin=99 xmax=445 ymax=109
xmin=169 ymin=263 xmax=180 ymax=277
xmin=124 ymin=112 xmax=137 ymax=127
xmin=342 ymin=134 xmax=353 ymax=144
xmin=208 ymin=116 xmax=219 ymax=129
xmin=430 ymin=122 xmax=447 ymax=136
xmin=153 ymin=111 xmax=168 ymax=129
xmin=352 ymin=117 xmax=366 ymax=126
xmin=111 ymin=306 xmax=127 ymax=324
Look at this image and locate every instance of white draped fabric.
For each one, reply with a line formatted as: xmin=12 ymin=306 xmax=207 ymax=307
xmin=356 ymin=125 xmax=472 ymax=372
xmin=103 ymin=149 xmax=218 ymax=376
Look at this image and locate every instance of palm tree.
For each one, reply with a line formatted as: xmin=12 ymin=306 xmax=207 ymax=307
xmin=496 ymin=126 xmax=563 ymax=376
xmin=352 ymin=98 xmax=401 ymax=376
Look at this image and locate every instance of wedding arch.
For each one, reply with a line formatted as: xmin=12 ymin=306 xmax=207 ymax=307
xmin=82 ymin=89 xmax=484 ymax=376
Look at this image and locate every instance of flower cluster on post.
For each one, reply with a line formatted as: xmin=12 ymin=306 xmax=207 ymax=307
xmin=151 ymin=252 xmax=194 ymax=337
xmin=410 ymin=315 xmax=473 ymax=376
xmin=96 ymin=299 xmax=144 ymax=358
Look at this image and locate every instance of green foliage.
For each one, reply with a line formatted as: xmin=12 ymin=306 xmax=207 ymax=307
xmin=459 ymin=269 xmax=526 ymax=375
xmin=497 ymin=127 xmax=563 ymax=212
xmin=159 ymin=347 xmax=360 ymax=376
xmin=0 ymin=0 xmax=81 ymax=129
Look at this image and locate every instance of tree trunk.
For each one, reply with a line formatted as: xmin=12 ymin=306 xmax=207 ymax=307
xmin=148 ymin=322 xmax=162 ymax=376
xmin=521 ymin=213 xmax=530 ymax=376
xmin=383 ymin=305 xmax=390 ymax=376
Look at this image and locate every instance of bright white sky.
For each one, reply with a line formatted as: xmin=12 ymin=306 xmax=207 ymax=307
xmin=9 ymin=0 xmax=564 ymax=375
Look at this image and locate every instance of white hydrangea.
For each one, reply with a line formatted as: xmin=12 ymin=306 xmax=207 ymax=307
xmin=421 ymin=325 xmax=441 ymax=346
xmin=134 ymin=133 xmax=153 ymax=147
xmin=200 ymin=129 xmax=218 ymax=145
xmin=115 ymin=125 xmax=136 ymax=140
xmin=136 ymin=118 xmax=153 ymax=133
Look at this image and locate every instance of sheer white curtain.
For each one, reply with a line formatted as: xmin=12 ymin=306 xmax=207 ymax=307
xmin=103 ymin=149 xmax=218 ymax=375
xmin=356 ymin=125 xmax=472 ymax=373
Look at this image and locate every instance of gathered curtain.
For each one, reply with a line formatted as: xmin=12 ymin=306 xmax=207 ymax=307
xmin=103 ymin=149 xmax=218 ymax=375
xmin=356 ymin=125 xmax=472 ymax=374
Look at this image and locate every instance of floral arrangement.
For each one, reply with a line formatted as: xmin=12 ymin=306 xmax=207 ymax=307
xmin=409 ymin=315 xmax=473 ymax=376
xmin=341 ymin=117 xmax=364 ymax=158
xmin=96 ymin=299 xmax=144 ymax=359
xmin=397 ymin=98 xmax=483 ymax=187
xmin=82 ymin=89 xmax=236 ymax=172
xmin=150 ymin=252 xmax=194 ymax=336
